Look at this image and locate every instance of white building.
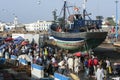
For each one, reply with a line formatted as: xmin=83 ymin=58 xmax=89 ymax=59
xmin=0 ymin=22 xmax=6 ymax=31
xmin=3 ymin=17 xmax=25 ymax=31
xmin=25 ymin=20 xmax=53 ymax=31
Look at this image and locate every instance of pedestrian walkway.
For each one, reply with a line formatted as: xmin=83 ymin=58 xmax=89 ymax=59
xmin=48 ymin=73 xmax=80 ymax=80
xmin=69 ymin=73 xmax=80 ymax=80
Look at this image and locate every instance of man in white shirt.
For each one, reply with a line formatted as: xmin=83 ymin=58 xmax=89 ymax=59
xmin=95 ymin=65 xmax=105 ymax=80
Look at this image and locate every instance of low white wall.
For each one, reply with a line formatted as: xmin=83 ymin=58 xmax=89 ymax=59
xmin=54 ymin=73 xmax=71 ymax=80
xmin=12 ymin=33 xmax=39 ymax=44
xmin=31 ymin=64 xmax=44 ymax=79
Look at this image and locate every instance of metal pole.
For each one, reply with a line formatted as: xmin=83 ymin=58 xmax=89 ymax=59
xmin=83 ymin=0 xmax=86 ymax=19
xmin=115 ymin=0 xmax=118 ymax=41
xmin=63 ymin=0 xmax=67 ymax=30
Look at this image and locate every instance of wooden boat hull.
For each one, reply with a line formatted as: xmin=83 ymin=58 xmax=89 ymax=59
xmin=50 ymin=30 xmax=107 ymax=50
xmin=51 ymin=30 xmax=107 ymax=39
xmin=53 ymin=38 xmax=85 ymax=50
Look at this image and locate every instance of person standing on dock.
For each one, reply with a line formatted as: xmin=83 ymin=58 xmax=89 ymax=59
xmin=67 ymin=56 xmax=74 ymax=73
xmin=88 ymin=56 xmax=94 ymax=77
xmin=95 ymin=65 xmax=105 ymax=80
xmin=74 ymin=56 xmax=80 ymax=75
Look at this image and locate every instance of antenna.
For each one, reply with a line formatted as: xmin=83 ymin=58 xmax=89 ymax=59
xmin=83 ymin=0 xmax=87 ymax=19
xmin=83 ymin=0 xmax=87 ymax=10
xmin=115 ymin=0 xmax=119 ymax=41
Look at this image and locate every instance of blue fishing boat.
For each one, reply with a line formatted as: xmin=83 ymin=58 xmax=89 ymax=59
xmin=50 ymin=0 xmax=107 ymax=50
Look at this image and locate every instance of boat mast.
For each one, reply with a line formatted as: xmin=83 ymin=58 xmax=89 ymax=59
xmin=52 ymin=9 xmax=57 ymax=23
xmin=63 ymin=0 xmax=67 ymax=30
xmin=115 ymin=0 xmax=119 ymax=41
xmin=83 ymin=0 xmax=90 ymax=31
xmin=83 ymin=0 xmax=87 ymax=19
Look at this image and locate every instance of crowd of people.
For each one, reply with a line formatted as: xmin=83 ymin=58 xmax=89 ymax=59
xmin=0 ymin=36 xmax=115 ymax=80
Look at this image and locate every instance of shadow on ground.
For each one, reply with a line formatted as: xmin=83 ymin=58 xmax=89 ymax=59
xmin=94 ymin=46 xmax=120 ymax=62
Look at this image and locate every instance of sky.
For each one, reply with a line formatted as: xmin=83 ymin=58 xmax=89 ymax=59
xmin=0 ymin=0 xmax=119 ymax=23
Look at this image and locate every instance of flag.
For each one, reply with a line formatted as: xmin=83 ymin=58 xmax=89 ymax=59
xmin=74 ymin=6 xmax=79 ymax=12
